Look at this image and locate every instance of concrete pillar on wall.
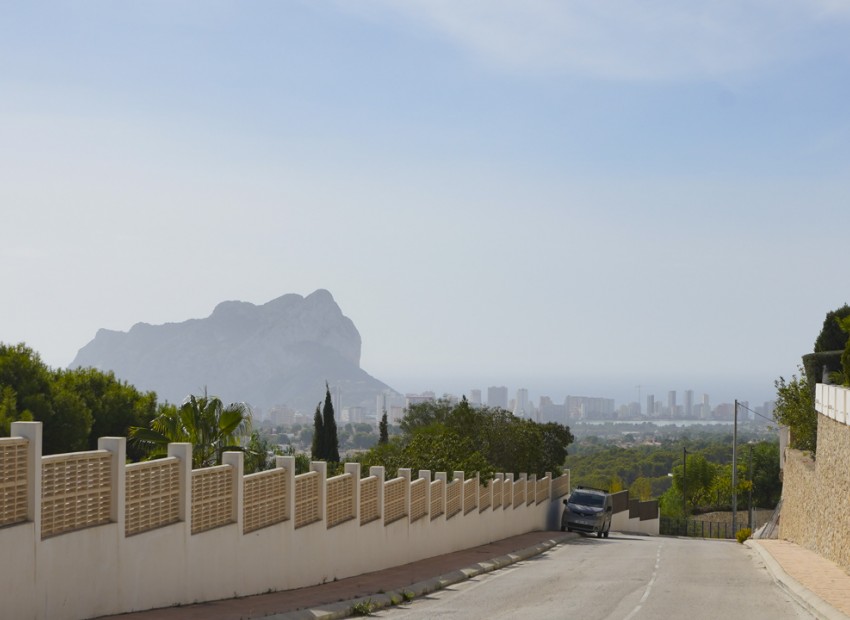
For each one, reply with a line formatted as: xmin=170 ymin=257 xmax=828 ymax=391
xmin=434 ymin=471 xmax=447 ymax=520
xmin=418 ymin=470 xmax=431 ymax=519
xmin=167 ymin=443 xmax=193 ymax=529
xmin=529 ymin=474 xmax=536 ymax=504
xmin=398 ymin=468 xmax=412 ymax=519
xmin=222 ymin=451 xmax=244 ymax=529
xmin=545 ymin=472 xmax=552 ymax=501
xmin=310 ymin=461 xmax=327 ymax=523
xmin=504 ymin=473 xmax=514 ymax=509
xmin=276 ymin=455 xmax=296 ymax=529
xmin=370 ymin=466 xmax=385 ymax=521
xmin=98 ymin=437 xmax=126 ymax=534
xmin=518 ymin=474 xmax=527 ymax=508
xmin=345 ymin=462 xmax=360 ymax=523
xmin=11 ymin=421 xmax=42 ymax=540
xmin=453 ymin=471 xmax=465 ymax=513
xmin=494 ymin=473 xmax=504 ymax=511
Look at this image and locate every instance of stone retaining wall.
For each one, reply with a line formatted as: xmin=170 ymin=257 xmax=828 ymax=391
xmin=781 ymin=399 xmax=850 ymax=573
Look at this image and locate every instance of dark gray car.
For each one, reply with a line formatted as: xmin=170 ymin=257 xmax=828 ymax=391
xmin=561 ymin=487 xmax=612 ymax=538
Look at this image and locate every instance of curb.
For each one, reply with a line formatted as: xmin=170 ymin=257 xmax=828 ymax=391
xmin=746 ymin=540 xmax=849 ymax=620
xmin=267 ymin=533 xmax=575 ymax=619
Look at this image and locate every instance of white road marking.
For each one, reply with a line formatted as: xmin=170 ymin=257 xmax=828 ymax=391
xmin=623 ymin=542 xmax=663 ymax=620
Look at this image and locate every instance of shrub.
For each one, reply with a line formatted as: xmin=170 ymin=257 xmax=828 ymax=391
xmin=736 ymin=528 xmax=752 ymax=544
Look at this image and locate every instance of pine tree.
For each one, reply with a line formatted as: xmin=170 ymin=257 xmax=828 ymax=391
xmin=311 ymin=403 xmax=325 ymax=460
xmin=379 ymin=410 xmax=389 ymax=445
xmin=323 ymin=383 xmax=340 ymax=462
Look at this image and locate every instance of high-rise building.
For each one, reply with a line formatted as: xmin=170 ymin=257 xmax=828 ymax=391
xmin=514 ymin=388 xmax=529 ymax=417
xmin=646 ymin=394 xmax=655 ymax=418
xmin=667 ymin=391 xmax=677 ymax=417
xmin=470 ymin=389 xmax=482 ymax=405
xmin=684 ymin=390 xmax=694 ymax=418
xmin=487 ymin=386 xmax=508 ymax=409
xmin=702 ymin=394 xmax=711 ymax=419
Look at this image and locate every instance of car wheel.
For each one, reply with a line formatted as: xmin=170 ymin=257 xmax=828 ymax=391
xmin=603 ymin=528 xmax=610 ymax=538
xmin=596 ymin=531 xmax=603 ymax=538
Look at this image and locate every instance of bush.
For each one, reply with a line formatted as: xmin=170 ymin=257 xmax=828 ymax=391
xmin=736 ymin=528 xmax=752 ymax=544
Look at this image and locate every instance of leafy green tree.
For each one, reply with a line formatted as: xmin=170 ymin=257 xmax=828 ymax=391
xmin=311 ymin=404 xmax=325 ymax=459
xmin=629 ymin=476 xmax=653 ymax=501
xmin=750 ymin=441 xmax=782 ymax=508
xmin=56 ymin=366 xmax=159 ymax=460
xmin=128 ymin=393 xmax=252 ymax=468
xmin=814 ymin=304 xmax=850 ymax=352
xmin=358 ymin=425 xmax=494 ymax=481
xmin=362 ymin=397 xmax=573 ymax=479
xmin=379 ymin=411 xmax=389 ymax=444
xmin=774 ymin=369 xmax=817 ymax=454
xmin=281 ymin=445 xmax=311 ymax=475
xmin=840 ymin=315 xmax=850 ymax=385
xmin=243 ymin=430 xmax=284 ymax=474
xmin=0 ymin=342 xmax=89 ymax=453
xmin=322 ymin=384 xmax=340 ymax=463
xmin=672 ymin=453 xmax=718 ymax=514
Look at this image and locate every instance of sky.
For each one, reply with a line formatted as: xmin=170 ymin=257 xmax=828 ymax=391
xmin=2 ymin=1 xmax=849 ymax=409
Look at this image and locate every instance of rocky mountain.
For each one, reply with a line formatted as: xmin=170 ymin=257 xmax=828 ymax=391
xmin=70 ymin=289 xmax=396 ymax=415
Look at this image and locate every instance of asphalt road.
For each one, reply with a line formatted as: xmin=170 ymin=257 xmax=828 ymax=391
xmin=373 ymin=533 xmax=814 ymax=619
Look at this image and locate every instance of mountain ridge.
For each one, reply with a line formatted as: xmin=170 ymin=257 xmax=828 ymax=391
xmin=70 ymin=289 xmax=396 ymax=415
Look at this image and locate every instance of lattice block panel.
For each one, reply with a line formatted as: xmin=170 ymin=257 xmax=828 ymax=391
xmin=479 ymin=483 xmax=491 ymax=512
xmin=294 ymin=471 xmax=320 ymax=529
xmin=191 ymin=465 xmax=233 ymax=535
xmin=410 ymin=478 xmax=427 ymax=522
xmin=126 ymin=458 xmax=179 ymax=536
xmin=244 ymin=467 xmax=288 ymax=534
xmin=326 ymin=473 xmax=354 ymax=529
xmin=360 ymin=476 xmax=379 ymax=525
xmin=384 ymin=477 xmax=406 ymax=525
xmin=551 ymin=474 xmax=570 ymax=498
xmin=0 ymin=438 xmax=28 ymax=528
xmin=503 ymin=480 xmax=513 ymax=510
xmin=463 ymin=479 xmax=477 ymax=514
xmin=446 ymin=480 xmax=461 ymax=519
xmin=513 ymin=481 xmax=525 ymax=508
xmin=536 ymin=477 xmax=550 ymax=504
xmin=430 ymin=479 xmax=444 ymax=520
xmin=42 ymin=451 xmax=112 ymax=539
xmin=492 ymin=479 xmax=502 ymax=509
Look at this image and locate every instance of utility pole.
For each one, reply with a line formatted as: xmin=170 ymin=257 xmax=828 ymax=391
xmin=748 ymin=442 xmax=755 ymax=531
xmin=682 ymin=446 xmax=688 ymax=519
xmin=732 ymin=400 xmax=738 ymax=535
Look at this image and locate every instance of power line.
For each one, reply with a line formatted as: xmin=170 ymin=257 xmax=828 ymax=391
xmin=735 ymin=401 xmax=777 ymax=424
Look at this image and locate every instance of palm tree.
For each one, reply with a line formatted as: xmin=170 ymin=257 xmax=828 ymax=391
xmin=129 ymin=392 xmax=252 ymax=468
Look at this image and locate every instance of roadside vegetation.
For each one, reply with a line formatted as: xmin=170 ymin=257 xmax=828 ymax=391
xmin=566 ymin=433 xmax=781 ymax=519
xmin=354 ymin=397 xmax=575 ymax=481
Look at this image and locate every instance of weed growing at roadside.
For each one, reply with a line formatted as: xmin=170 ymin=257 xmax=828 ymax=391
xmin=350 ymin=599 xmax=374 ymax=616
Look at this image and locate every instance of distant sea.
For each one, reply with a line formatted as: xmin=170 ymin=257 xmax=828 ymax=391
xmin=576 ymin=419 xmax=737 ymax=427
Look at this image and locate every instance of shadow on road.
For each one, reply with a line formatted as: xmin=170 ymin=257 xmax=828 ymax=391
xmin=564 ymin=533 xmax=650 ymax=544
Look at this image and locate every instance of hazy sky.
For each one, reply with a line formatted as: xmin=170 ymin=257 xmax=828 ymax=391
xmin=2 ymin=1 xmax=849 ymax=407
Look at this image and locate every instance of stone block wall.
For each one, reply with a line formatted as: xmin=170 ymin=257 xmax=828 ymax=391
xmin=781 ymin=403 xmax=850 ymax=573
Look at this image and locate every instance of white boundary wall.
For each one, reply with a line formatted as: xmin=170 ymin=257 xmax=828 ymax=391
xmin=0 ymin=422 xmax=568 ymax=620
xmin=815 ymin=383 xmax=850 ymax=426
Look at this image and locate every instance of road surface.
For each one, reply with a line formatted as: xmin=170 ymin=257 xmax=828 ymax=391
xmin=373 ymin=533 xmax=813 ymax=619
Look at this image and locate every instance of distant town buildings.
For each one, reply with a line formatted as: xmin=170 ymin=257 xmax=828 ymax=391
xmin=486 ymin=386 xmax=508 ymax=409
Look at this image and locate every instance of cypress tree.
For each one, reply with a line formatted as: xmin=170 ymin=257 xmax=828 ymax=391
xmin=379 ymin=410 xmax=389 ymax=445
xmin=323 ymin=383 xmax=340 ymax=463
xmin=311 ymin=403 xmax=325 ymax=460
